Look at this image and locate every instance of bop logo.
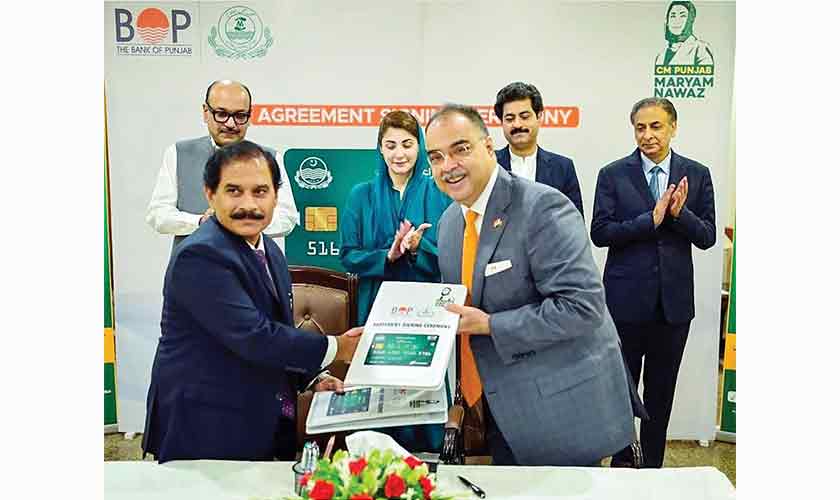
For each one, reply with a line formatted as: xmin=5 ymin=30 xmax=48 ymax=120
xmin=114 ymin=7 xmax=194 ymax=57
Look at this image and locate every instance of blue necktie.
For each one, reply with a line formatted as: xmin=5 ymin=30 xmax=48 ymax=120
xmin=649 ymin=166 xmax=662 ymax=200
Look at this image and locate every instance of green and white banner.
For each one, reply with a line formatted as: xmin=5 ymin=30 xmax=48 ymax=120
xmin=720 ymin=232 xmax=736 ymax=434
xmin=105 ymin=131 xmax=117 ymax=427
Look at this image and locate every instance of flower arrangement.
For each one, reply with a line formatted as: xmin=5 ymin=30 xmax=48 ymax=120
xmin=288 ymin=449 xmax=462 ymax=500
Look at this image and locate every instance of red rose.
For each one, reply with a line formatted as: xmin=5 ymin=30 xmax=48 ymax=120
xmin=349 ymin=457 xmax=368 ymax=475
xmin=384 ymin=473 xmax=406 ymax=498
xmin=404 ymin=455 xmax=424 ymax=469
xmin=419 ymin=476 xmax=434 ymax=499
xmin=350 ymin=495 xmax=373 ymax=500
xmin=308 ymin=480 xmax=335 ymax=500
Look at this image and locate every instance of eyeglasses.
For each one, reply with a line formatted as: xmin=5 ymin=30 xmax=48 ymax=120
xmin=205 ymin=102 xmax=251 ymax=125
xmin=427 ymin=137 xmax=485 ymax=167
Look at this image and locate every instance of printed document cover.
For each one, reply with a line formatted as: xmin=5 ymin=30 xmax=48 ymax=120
xmin=306 ymin=385 xmax=448 ymax=434
xmin=344 ymin=281 xmax=466 ymax=390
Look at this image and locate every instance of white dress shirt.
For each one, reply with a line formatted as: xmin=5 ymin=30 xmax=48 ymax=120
xmin=145 ymin=137 xmax=301 ymax=247
xmin=246 ymin=235 xmax=337 ymax=369
xmin=641 ymin=150 xmax=672 ymax=200
xmin=508 ymin=149 xmax=538 ymax=182
xmin=460 ymin=164 xmax=501 ymax=238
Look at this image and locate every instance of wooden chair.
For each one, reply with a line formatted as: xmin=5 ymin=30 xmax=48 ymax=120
xmin=289 ymin=265 xmax=359 ymax=451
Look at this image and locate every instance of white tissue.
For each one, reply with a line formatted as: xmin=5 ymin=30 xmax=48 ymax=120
xmin=345 ymin=431 xmax=411 ymax=458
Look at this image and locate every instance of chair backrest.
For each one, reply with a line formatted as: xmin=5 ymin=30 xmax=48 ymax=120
xmin=289 ymin=265 xmax=359 ymax=450
xmin=289 ymin=265 xmax=358 ymax=340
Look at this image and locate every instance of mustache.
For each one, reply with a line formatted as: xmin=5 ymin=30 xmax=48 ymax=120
xmin=511 ymin=127 xmax=530 ymax=135
xmin=440 ymin=168 xmax=467 ymax=182
xmin=230 ymin=209 xmax=265 ymax=220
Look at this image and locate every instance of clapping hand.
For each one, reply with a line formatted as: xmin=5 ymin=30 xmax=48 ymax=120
xmin=400 ymin=223 xmax=432 ymax=254
xmin=653 ymin=184 xmax=676 ymax=227
xmin=669 ymin=176 xmax=688 ymax=218
xmin=386 ymin=220 xmax=413 ymax=262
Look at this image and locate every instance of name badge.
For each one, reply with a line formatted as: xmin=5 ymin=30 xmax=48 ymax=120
xmin=484 ymin=260 xmax=512 ymax=277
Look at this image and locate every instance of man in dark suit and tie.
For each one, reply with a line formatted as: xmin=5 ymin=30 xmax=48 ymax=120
xmin=493 ymin=82 xmax=584 ymax=217
xmin=427 ymin=104 xmax=634 ymax=466
xmin=591 ymin=97 xmax=716 ymax=468
xmin=142 ymin=140 xmax=362 ymax=463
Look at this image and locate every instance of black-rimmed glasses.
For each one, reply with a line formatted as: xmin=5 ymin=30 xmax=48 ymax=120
xmin=205 ymin=102 xmax=251 ymax=125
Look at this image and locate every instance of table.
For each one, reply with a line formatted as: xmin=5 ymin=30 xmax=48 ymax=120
xmin=104 ymin=461 xmax=735 ymax=499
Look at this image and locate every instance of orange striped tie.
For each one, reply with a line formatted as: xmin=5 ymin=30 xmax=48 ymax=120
xmin=460 ymin=209 xmax=483 ymax=407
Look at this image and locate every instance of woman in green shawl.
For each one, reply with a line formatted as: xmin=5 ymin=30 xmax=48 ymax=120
xmin=340 ymin=110 xmax=451 ymax=452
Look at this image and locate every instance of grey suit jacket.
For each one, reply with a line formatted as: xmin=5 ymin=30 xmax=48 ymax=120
xmin=437 ymin=167 xmax=634 ymax=465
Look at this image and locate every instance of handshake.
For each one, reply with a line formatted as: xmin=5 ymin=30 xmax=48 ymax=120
xmin=335 ymin=326 xmax=364 ymax=363
xmin=386 ymin=220 xmax=432 ymax=263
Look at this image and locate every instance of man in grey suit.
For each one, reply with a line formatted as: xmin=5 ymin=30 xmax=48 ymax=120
xmin=425 ymin=104 xmax=634 ymax=466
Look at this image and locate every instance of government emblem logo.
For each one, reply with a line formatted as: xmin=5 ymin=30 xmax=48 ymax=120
xmin=208 ymin=6 xmax=273 ymax=59
xmin=295 ymin=157 xmax=333 ymax=190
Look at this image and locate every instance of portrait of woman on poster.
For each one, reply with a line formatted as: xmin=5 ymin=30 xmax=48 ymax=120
xmin=655 ymin=1 xmax=714 ymax=66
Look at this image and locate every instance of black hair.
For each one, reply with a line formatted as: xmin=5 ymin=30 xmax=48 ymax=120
xmin=494 ymin=82 xmax=544 ymax=120
xmin=426 ymin=103 xmax=489 ymax=137
xmin=205 ymin=80 xmax=252 ymax=109
xmin=630 ymin=97 xmax=678 ymax=125
xmin=204 ymin=140 xmax=281 ymax=193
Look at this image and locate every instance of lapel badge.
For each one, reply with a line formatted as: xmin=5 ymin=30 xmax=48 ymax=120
xmin=493 ymin=217 xmax=503 ymax=229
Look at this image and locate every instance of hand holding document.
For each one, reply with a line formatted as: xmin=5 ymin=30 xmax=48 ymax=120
xmin=306 ymin=282 xmax=466 ymax=434
xmin=335 ymin=326 xmax=364 ymax=362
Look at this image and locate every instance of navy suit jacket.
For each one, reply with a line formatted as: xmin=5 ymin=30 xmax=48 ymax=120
xmin=496 ymin=145 xmax=584 ymax=217
xmin=142 ymin=217 xmax=327 ymax=462
xmin=591 ymin=149 xmax=716 ymax=325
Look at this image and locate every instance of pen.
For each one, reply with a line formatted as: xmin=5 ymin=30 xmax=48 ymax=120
xmin=458 ymin=475 xmax=486 ymax=498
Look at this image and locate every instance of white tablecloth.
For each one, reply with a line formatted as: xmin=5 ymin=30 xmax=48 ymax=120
xmin=104 ymin=461 xmax=735 ymax=500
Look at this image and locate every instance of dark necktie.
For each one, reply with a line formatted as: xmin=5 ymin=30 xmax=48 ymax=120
xmin=254 ymin=249 xmax=279 ymax=300
xmin=255 ymin=248 xmax=295 ymax=419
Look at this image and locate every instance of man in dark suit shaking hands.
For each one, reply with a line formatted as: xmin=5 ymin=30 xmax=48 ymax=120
xmin=142 ymin=141 xmax=362 ymax=463
xmin=493 ymin=82 xmax=584 ymax=217
xmin=591 ymin=97 xmax=716 ymax=468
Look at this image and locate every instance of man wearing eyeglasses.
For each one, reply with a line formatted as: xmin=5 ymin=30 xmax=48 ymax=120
xmin=146 ymin=80 xmax=299 ymax=250
xmin=426 ymin=104 xmax=634 ymax=466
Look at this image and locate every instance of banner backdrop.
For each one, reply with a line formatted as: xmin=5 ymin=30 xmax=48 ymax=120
xmin=105 ymin=0 xmax=735 ymax=438
xmin=721 ymin=231 xmax=736 ymax=434
xmin=105 ymin=105 xmax=117 ymax=427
